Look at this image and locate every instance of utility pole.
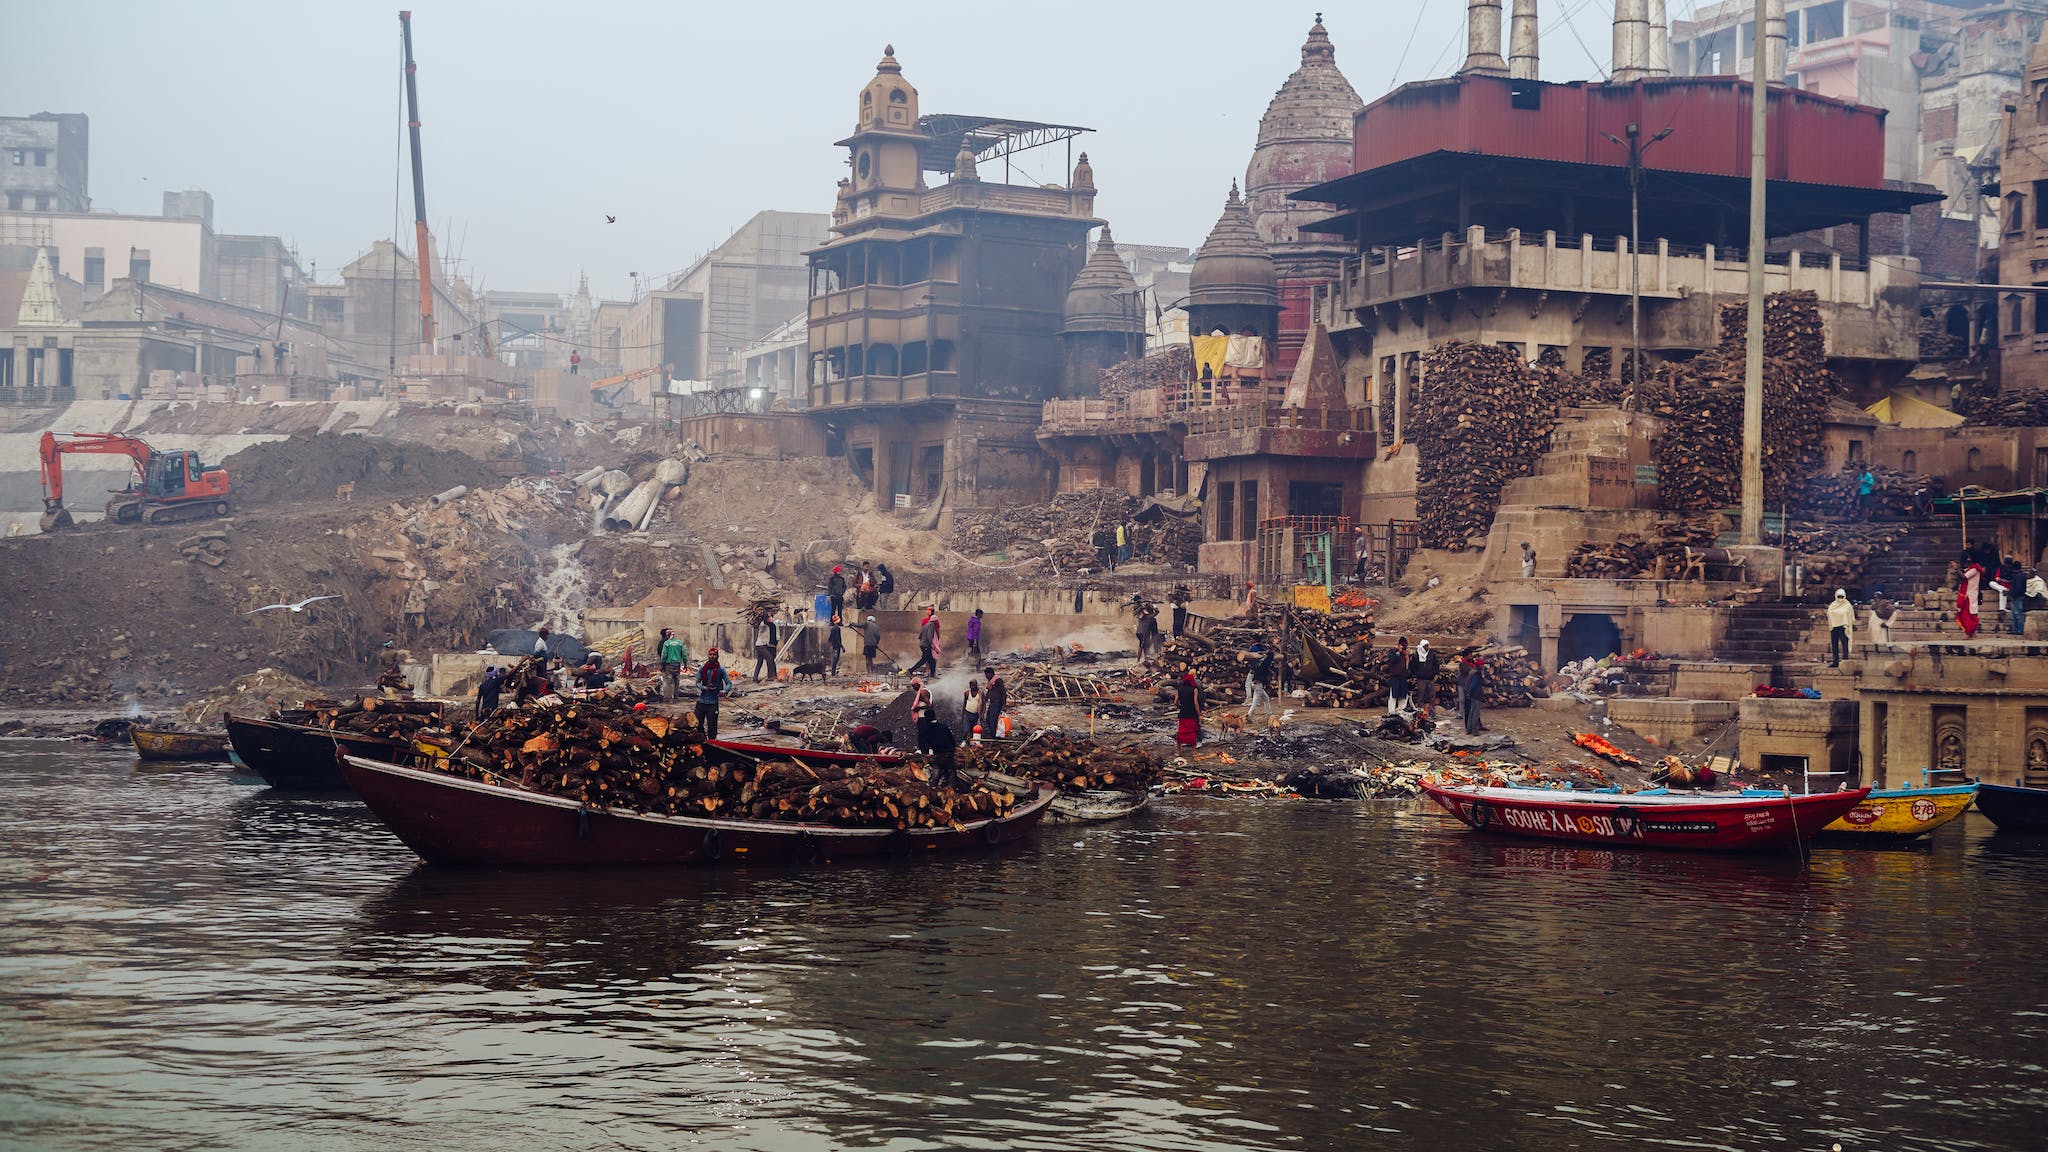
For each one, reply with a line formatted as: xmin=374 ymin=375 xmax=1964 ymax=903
xmin=1603 ymin=121 xmax=1672 ymax=409
xmin=1740 ymin=0 xmax=1771 ymax=545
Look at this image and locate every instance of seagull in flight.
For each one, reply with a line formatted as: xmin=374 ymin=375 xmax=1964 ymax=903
xmin=605 ymin=214 xmax=616 ymax=224
xmin=248 ymin=595 xmax=339 ymax=615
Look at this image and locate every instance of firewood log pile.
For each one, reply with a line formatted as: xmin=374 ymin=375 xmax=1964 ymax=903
xmin=1654 ymin=292 xmax=1839 ymax=512
xmin=1782 ymin=522 xmax=1910 ymax=592
xmin=961 ymin=731 xmax=1162 ymax=792
xmin=419 ymin=697 xmax=1017 ymax=829
xmin=950 ymin=490 xmax=1200 ymax=569
xmin=281 ymin=696 xmax=445 ymax=740
xmin=1407 ymin=341 xmax=1585 ymax=550
xmin=1096 ymin=344 xmax=1193 ymax=401
xmin=1963 ymin=389 xmax=2048 ymax=426
xmin=1795 ymin=465 xmax=1931 ymax=519
xmin=1561 ymin=519 xmax=1719 ymax=579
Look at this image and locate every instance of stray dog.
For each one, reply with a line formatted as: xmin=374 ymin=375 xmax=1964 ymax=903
xmin=336 ymin=481 xmax=355 ymax=501
xmin=790 ymin=660 xmax=829 ymax=683
xmin=1216 ymin=710 xmax=1247 ymax=733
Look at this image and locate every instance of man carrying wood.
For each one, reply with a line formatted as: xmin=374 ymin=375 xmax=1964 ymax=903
xmin=694 ymin=648 xmax=734 ymax=739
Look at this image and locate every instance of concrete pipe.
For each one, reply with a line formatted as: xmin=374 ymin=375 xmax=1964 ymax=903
xmin=605 ymin=479 xmax=661 ymax=531
xmin=571 ymin=466 xmax=606 ymax=488
xmin=430 ymin=486 xmax=469 ymax=506
xmin=596 ymin=469 xmax=633 ymax=498
xmin=654 ymin=458 xmax=687 ymax=487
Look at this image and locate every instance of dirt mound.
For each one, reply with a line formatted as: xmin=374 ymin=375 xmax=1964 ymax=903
xmin=179 ymin=668 xmax=322 ymax=727
xmin=221 ymin=431 xmax=493 ymax=506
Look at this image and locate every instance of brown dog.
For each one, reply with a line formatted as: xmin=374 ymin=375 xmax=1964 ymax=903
xmin=336 ymin=481 xmax=355 ymax=501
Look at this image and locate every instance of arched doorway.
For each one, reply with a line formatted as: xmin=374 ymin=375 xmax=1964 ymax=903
xmin=1558 ymin=612 xmax=1623 ymax=666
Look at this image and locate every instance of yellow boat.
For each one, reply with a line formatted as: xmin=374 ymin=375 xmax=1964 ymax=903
xmin=1817 ymin=783 xmax=1976 ymax=842
xmin=129 ymin=726 xmax=227 ymax=761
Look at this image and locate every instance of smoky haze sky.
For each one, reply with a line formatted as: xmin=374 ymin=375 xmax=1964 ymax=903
xmin=7 ymin=1 xmax=1607 ymax=302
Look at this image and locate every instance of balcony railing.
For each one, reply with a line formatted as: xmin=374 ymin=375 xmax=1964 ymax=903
xmin=808 ymin=370 xmax=961 ymax=408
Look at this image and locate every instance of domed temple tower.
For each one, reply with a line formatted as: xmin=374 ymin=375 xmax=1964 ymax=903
xmin=1244 ymin=14 xmax=1362 ymax=373
xmin=1059 ymin=221 xmax=1144 ymax=398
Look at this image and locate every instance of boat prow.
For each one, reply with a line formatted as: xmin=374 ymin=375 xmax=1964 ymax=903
xmin=1976 ymin=782 xmax=2048 ymax=832
xmin=1817 ymin=783 xmax=1976 ymax=842
xmin=129 ymin=726 xmax=228 ymax=761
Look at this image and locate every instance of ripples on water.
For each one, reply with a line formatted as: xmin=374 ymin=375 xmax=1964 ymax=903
xmin=1 ymin=739 xmax=2044 ymax=1151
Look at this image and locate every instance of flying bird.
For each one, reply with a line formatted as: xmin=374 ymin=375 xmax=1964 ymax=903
xmin=247 ymin=595 xmax=339 ymax=615
xmin=605 ymin=214 xmax=616 ymax=224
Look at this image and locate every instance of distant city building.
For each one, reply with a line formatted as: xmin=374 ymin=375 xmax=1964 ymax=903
xmin=215 ymin=233 xmax=307 ymax=319
xmin=0 ymin=208 xmax=214 ymax=298
xmin=0 ymin=113 xmax=88 ymax=214
xmin=303 ymin=239 xmax=476 ymax=369
xmin=610 ymin=210 xmax=830 ymax=386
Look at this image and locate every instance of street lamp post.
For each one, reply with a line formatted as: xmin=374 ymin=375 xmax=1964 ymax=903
xmin=1602 ymin=122 xmax=1672 ymax=409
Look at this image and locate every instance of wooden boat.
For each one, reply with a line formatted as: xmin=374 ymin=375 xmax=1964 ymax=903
xmin=129 ymin=726 xmax=227 ymax=761
xmin=338 ymin=754 xmax=1057 ymax=866
xmin=704 ymin=737 xmax=903 ymax=769
xmin=958 ymin=766 xmax=1149 ymax=824
xmin=224 ymin=713 xmax=411 ymax=790
xmin=1976 ymin=782 xmax=2048 ymax=832
xmin=1421 ymin=779 xmax=1870 ymax=852
xmin=1815 ymin=783 xmax=1977 ymax=842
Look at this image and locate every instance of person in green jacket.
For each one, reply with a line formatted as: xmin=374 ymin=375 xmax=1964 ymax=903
xmin=657 ymin=627 xmax=689 ymax=701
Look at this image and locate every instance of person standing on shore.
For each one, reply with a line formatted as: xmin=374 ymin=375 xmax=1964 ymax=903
xmin=694 ymin=648 xmax=733 ymax=739
xmin=1244 ymin=641 xmax=1275 ymax=722
xmin=827 ymin=566 xmax=848 ymax=624
xmin=1869 ymin=591 xmax=1897 ymax=646
xmin=909 ymin=606 xmax=940 ymax=677
xmin=658 ymin=627 xmax=688 ymax=701
xmin=983 ymin=666 xmax=1007 ymax=738
xmin=1386 ymin=636 xmax=1412 ymax=716
xmin=751 ymin=613 xmax=779 ymax=682
xmin=1410 ymin=639 xmax=1440 ymax=718
xmin=827 ymin=614 xmax=845 ymax=678
xmin=1458 ymin=650 xmax=1487 ymax=735
xmin=1175 ymin=671 xmax=1201 ymax=749
xmin=966 ymin=608 xmax=984 ymax=661
xmin=862 ymin=614 xmax=882 ymax=673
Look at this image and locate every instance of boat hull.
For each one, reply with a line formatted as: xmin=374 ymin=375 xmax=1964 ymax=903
xmin=225 ymin=714 xmax=410 ymax=790
xmin=129 ymin=727 xmax=227 ymax=761
xmin=339 ymin=755 xmax=1056 ymax=867
xmin=1048 ymin=790 xmax=1151 ymax=823
xmin=1422 ymin=781 xmax=1870 ymax=852
xmin=1977 ymin=783 xmax=2048 ymax=832
xmin=1818 ymin=784 xmax=1976 ymax=842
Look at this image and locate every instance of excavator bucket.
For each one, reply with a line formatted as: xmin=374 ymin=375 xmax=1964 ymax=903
xmin=39 ymin=507 xmax=74 ymax=532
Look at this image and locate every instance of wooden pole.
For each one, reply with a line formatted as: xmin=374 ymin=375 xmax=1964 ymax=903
xmin=1741 ymin=0 xmax=1769 ymax=545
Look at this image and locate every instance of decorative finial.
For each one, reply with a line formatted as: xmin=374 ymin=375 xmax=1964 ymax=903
xmin=1228 ymin=179 xmax=1241 ymax=204
xmin=885 ymin=43 xmax=894 ymax=55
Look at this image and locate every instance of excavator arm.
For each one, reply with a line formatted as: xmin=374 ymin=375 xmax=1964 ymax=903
xmin=39 ymin=432 xmax=155 ymax=522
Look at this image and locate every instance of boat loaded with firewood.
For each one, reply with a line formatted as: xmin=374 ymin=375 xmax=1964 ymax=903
xmin=1422 ymin=779 xmax=1870 ymax=852
xmin=340 ymin=754 xmax=1055 ymax=866
xmin=129 ymin=726 xmax=228 ymax=762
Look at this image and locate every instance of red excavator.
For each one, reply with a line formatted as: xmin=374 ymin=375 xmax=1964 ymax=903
xmin=38 ymin=431 xmax=231 ymax=531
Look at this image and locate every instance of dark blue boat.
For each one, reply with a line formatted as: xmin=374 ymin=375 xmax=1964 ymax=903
xmin=1975 ymin=782 xmax=2048 ymax=832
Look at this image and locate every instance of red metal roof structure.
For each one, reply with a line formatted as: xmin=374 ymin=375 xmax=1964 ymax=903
xmin=1293 ymin=75 xmax=1940 ymax=249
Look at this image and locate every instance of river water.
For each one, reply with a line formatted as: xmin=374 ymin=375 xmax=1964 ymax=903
xmin=2 ymin=740 xmax=2043 ymax=1151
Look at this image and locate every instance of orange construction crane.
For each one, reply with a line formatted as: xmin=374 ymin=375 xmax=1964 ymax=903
xmin=38 ymin=431 xmax=231 ymax=531
xmin=589 ymin=362 xmax=672 ymax=406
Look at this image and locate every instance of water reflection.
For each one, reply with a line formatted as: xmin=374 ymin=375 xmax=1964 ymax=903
xmin=0 ymin=748 xmax=2044 ymax=1151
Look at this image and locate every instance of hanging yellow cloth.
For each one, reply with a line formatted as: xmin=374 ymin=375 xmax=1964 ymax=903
xmin=1192 ymin=335 xmax=1229 ymax=380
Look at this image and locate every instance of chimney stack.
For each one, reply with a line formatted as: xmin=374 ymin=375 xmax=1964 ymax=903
xmin=1764 ymin=0 xmax=1787 ymax=83
xmin=1611 ymin=0 xmax=1648 ymax=83
xmin=1510 ymin=0 xmax=1540 ymax=81
xmin=1462 ymin=0 xmax=1509 ymax=77
xmin=1646 ymin=0 xmax=1670 ymax=77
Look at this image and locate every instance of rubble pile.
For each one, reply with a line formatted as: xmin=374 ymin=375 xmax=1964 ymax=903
xmin=961 ymin=731 xmax=1162 ymax=792
xmin=179 ymin=668 xmax=323 ymax=727
xmin=950 ymin=490 xmax=1200 ymax=569
xmin=221 ymin=431 xmax=493 ymax=506
xmin=1797 ymin=465 xmax=1934 ymax=519
xmin=1407 ymin=341 xmax=1582 ymax=550
xmin=1655 ymin=291 xmax=1840 ymax=512
xmin=423 ymin=697 xmax=1016 ymax=828
xmin=1096 ymin=344 xmax=1193 ymax=401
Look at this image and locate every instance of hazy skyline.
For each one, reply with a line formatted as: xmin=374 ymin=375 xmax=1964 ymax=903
xmin=7 ymin=1 xmax=1610 ymax=302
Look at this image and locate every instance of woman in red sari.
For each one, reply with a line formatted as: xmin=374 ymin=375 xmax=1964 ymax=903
xmin=1174 ymin=671 xmax=1201 ymax=748
xmin=1958 ymin=559 xmax=1984 ymax=637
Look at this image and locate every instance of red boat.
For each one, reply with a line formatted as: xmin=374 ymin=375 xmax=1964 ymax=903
xmin=338 ymin=754 xmax=1055 ymax=867
xmin=1421 ymin=780 xmax=1871 ymax=852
